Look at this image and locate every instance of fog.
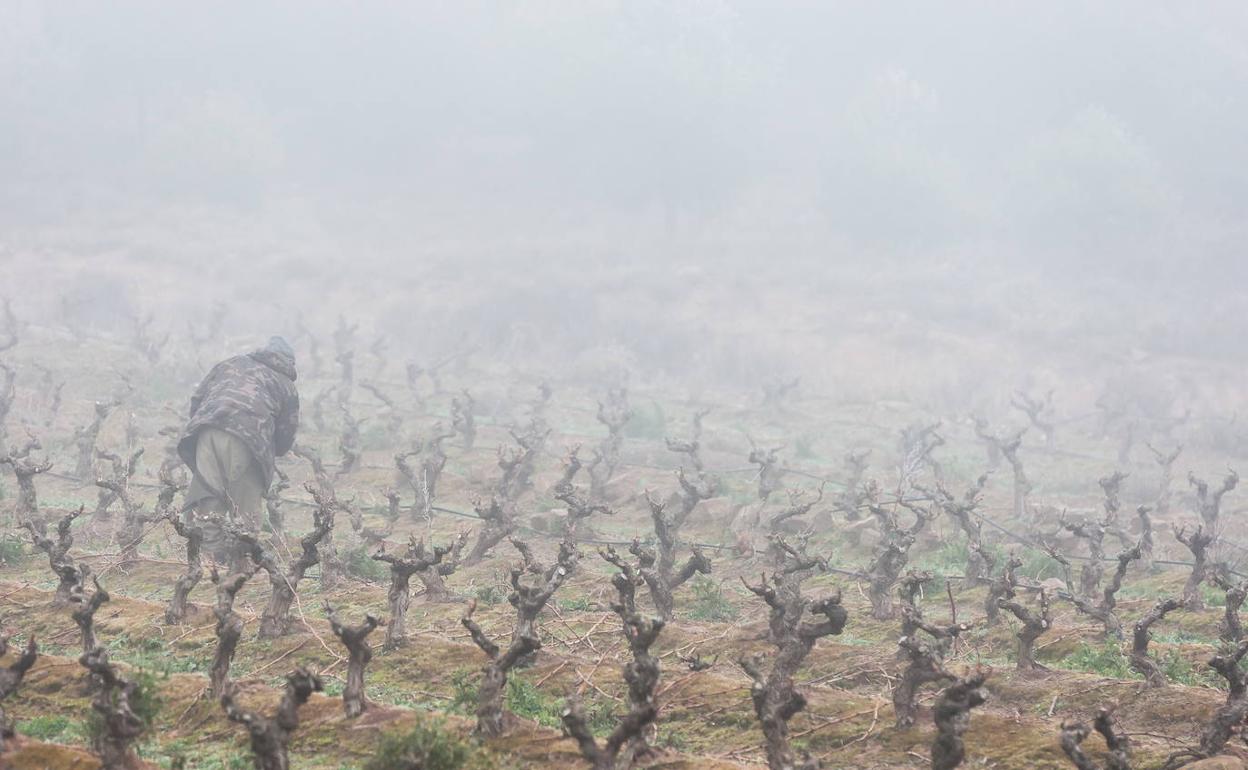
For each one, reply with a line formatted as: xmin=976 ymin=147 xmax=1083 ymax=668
xmin=2 ymin=2 xmax=1248 ymax=417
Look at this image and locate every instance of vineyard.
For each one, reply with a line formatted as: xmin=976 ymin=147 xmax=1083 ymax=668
xmin=0 ymin=306 xmax=1245 ymax=770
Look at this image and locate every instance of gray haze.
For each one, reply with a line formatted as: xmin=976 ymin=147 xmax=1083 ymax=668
xmin=2 ymin=2 xmax=1248 ymax=414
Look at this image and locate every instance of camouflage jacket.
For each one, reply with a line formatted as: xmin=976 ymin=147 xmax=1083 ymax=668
xmin=178 ymin=347 xmax=299 ymax=487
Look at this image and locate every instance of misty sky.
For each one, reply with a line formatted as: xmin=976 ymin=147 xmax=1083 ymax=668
xmin=3 ymin=2 xmax=1248 ymax=289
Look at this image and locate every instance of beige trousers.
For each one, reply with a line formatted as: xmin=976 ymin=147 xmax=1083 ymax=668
xmin=186 ymin=427 xmax=265 ymax=538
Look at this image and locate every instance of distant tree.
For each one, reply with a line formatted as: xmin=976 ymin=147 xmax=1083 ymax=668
xmin=451 ymin=390 xmax=476 ymax=450
xmin=554 ymin=446 xmax=614 ymax=537
xmin=1189 ymin=469 xmax=1239 ymax=562
xmin=81 ymin=643 xmax=149 ymax=768
xmin=588 ymin=387 xmax=630 ymax=499
xmin=1011 ymin=389 xmax=1056 ymax=450
xmin=665 ymin=406 xmax=711 ymax=472
xmin=310 ymin=387 xmax=336 ymax=433
xmin=361 ymin=381 xmax=404 ymax=445
xmin=186 ymin=302 xmax=226 ymax=371
xmin=81 ymin=646 xmax=149 ymax=770
xmin=463 ymin=496 xmax=517 ymax=568
xmin=70 ymin=576 xmax=109 ymax=655
xmin=336 ymin=403 xmax=365 ymax=477
xmin=1210 ymin=567 xmax=1248 ymax=644
xmin=0 ymin=300 xmax=19 ymax=355
xmin=73 ymin=397 xmax=123 ymax=480
xmin=1059 ymin=509 xmax=1112 ymax=599
xmin=626 ymin=492 xmax=713 ymax=620
xmin=892 ymin=572 xmax=974 ymax=729
xmin=293 ymin=315 xmax=324 ymax=380
xmin=291 ymin=446 xmax=344 ymax=590
xmin=164 ymin=506 xmax=205 ymax=625
xmin=998 ymin=590 xmax=1051 ymax=673
xmin=834 ymin=449 xmax=872 ymax=522
xmin=336 ymin=350 xmax=355 ymax=392
xmin=1129 ymin=597 xmax=1183 ymax=689
xmin=129 ymin=312 xmax=169 ymax=364
xmin=760 ymin=377 xmax=800 ymax=409
xmin=738 ymin=534 xmax=847 ymax=770
xmin=496 ymin=422 xmax=549 ymax=502
xmin=863 ymin=495 xmax=933 ymax=620
xmin=1146 ymin=443 xmax=1182 ymax=519
xmin=94 ymin=448 xmax=152 ymax=564
xmin=971 ymin=416 xmax=1002 ymax=469
xmin=1060 ymin=708 xmax=1130 ymax=770
xmin=264 ymin=468 xmax=291 ymax=540
xmin=209 ymin=554 xmax=262 ymax=696
xmin=922 ymin=475 xmax=990 ymax=582
xmin=395 ymin=424 xmax=455 ymax=519
xmin=767 ymin=483 xmax=825 ymax=539
xmin=221 ymin=667 xmax=323 ymax=770
xmin=747 ymin=440 xmax=785 ymax=504
xmin=324 ymin=602 xmax=382 ymax=718
xmin=898 ymin=421 xmax=944 ymax=486
xmin=984 ymin=553 xmax=1023 ymax=626
xmin=1175 ymin=523 xmax=1215 ymax=611
xmin=418 ymin=530 xmax=468 ymax=603
xmin=563 ymin=550 xmax=665 ymax=768
xmin=999 ymin=429 xmax=1032 ymax=521
xmin=0 ymin=431 xmax=52 ymax=525
xmin=373 ymin=535 xmax=453 ymax=650
xmin=931 ymin=669 xmax=990 ymax=770
xmin=1135 ymin=505 xmax=1155 ymax=573
xmin=0 ymin=633 xmax=37 ymax=753
xmin=22 ymin=506 xmax=88 ymax=605
xmin=1163 ymin=640 xmax=1248 ymax=769
xmin=1062 ymin=543 xmax=1142 ymax=639
xmin=252 ymin=484 xmax=336 ymax=638
xmin=462 ymin=537 xmax=578 ymax=736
